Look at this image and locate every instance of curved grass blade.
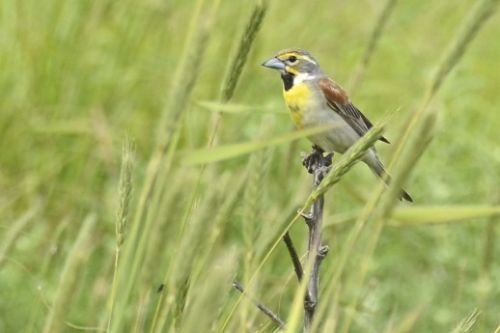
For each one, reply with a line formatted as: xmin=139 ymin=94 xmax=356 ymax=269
xmin=180 ymin=123 xmax=340 ymax=166
xmin=197 ymin=100 xmax=285 ymax=114
xmin=390 ymin=205 xmax=500 ymax=226
xmin=323 ymin=205 xmax=500 ymax=228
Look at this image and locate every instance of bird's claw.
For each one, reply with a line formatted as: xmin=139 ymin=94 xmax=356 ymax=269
xmin=302 ymin=146 xmax=333 ymax=174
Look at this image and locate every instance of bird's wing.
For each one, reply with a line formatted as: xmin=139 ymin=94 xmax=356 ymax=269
xmin=318 ymin=78 xmax=390 ymax=144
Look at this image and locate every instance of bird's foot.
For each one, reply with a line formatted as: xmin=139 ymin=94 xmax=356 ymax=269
xmin=302 ymin=146 xmax=333 ymax=174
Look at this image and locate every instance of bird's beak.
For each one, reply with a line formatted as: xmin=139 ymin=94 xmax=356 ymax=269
xmin=261 ymin=57 xmax=285 ymax=71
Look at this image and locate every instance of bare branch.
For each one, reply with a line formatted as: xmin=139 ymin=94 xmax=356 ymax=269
xmin=283 ymin=232 xmax=303 ymax=282
xmin=301 ymin=146 xmax=332 ymax=331
xmin=232 ymin=280 xmax=286 ymax=330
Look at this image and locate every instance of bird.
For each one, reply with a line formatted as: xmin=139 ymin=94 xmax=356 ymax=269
xmin=262 ymin=48 xmax=413 ymax=202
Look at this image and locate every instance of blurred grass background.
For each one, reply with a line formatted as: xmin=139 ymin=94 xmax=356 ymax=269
xmin=1 ymin=0 xmax=499 ymax=332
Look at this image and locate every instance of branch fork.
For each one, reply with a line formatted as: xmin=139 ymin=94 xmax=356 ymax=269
xmin=288 ymin=145 xmax=333 ymax=331
xmin=234 ymin=145 xmax=332 ymax=332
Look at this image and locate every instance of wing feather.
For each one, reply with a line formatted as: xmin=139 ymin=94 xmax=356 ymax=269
xmin=318 ymin=78 xmax=390 ymax=144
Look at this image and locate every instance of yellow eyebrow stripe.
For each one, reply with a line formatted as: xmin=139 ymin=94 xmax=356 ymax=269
xmin=277 ymin=52 xmax=303 ymax=60
xmin=277 ymin=52 xmax=316 ymax=65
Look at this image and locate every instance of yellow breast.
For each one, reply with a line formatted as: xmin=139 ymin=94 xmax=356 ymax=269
xmin=283 ymin=83 xmax=311 ymax=128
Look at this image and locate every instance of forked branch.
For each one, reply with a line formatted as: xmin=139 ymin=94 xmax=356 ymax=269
xmin=300 ymin=145 xmax=332 ymax=331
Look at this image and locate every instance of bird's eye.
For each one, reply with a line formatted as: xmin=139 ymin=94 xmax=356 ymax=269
xmin=288 ymin=56 xmax=297 ymax=63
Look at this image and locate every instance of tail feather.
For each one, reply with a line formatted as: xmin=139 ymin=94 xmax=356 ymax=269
xmin=369 ymin=156 xmax=413 ymax=202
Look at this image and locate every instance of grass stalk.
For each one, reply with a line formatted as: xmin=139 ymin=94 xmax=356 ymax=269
xmin=348 ymin=0 xmax=399 ymax=93
xmin=337 ymin=0 xmax=499 ymax=331
xmin=221 ymin=0 xmax=268 ymax=103
xmin=209 ymin=0 xmax=268 ymax=145
xmin=42 ymin=214 xmax=96 ymax=333
xmin=109 ymin=0 xmax=219 ymax=331
xmin=177 ymin=251 xmax=237 ymax=333
xmin=0 ymin=202 xmax=40 ymax=268
xmin=106 ymin=139 xmax=134 ymax=332
xmin=284 ymin=244 xmax=318 ymax=333
xmin=451 ymin=309 xmax=480 ymax=333
xmin=2 ymin=1 xmax=499 ymax=332
xmin=481 ymin=217 xmax=496 ymax=277
xmin=389 ymin=0 xmax=500 ymax=170
xmin=149 ymin=2 xmax=268 ymax=331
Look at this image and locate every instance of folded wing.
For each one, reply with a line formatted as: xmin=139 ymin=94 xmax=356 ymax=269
xmin=318 ymin=78 xmax=390 ymax=144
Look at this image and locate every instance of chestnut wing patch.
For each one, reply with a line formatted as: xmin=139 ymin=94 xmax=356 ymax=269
xmin=318 ymin=78 xmax=390 ymax=144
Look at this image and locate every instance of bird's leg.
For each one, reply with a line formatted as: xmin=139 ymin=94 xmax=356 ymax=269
xmin=302 ymin=145 xmax=323 ymax=174
xmin=302 ymin=145 xmax=332 ymax=174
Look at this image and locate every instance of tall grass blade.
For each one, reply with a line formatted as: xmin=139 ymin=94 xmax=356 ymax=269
xmin=348 ymin=0 xmax=399 ymax=93
xmin=109 ymin=0 xmax=220 ymax=331
xmin=42 ymin=214 xmax=96 ymax=333
xmin=387 ymin=307 xmax=422 ymax=333
xmin=389 ymin=0 xmax=500 ymax=170
xmin=451 ymin=309 xmax=480 ymax=333
xmin=220 ymin=0 xmax=268 ymax=102
xmin=390 ymin=205 xmax=500 ymax=225
xmin=0 ymin=202 xmax=40 ymax=268
xmin=106 ymin=139 xmax=135 ymax=332
xmin=197 ymin=100 xmax=284 ymax=114
xmin=323 ymin=205 xmax=500 ymax=228
xmin=337 ymin=1 xmax=499 ymax=331
xmin=178 ymin=251 xmax=237 ymax=333
xmin=151 ymin=3 xmax=269 ymax=331
xmin=209 ymin=0 xmax=268 ymax=143
xmin=181 ymin=123 xmax=340 ymax=165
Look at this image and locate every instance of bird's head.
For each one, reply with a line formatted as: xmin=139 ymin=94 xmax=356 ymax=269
xmin=262 ymin=48 xmax=322 ymax=77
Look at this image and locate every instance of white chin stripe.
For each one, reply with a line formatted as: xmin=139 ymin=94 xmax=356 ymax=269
xmin=293 ymin=72 xmax=315 ymax=84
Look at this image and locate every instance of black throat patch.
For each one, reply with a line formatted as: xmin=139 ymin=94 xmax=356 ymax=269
xmin=281 ymin=73 xmax=294 ymax=91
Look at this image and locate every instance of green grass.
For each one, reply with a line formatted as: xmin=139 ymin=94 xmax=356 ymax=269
xmin=1 ymin=0 xmax=500 ymax=332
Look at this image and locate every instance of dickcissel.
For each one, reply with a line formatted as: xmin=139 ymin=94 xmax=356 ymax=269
xmin=262 ymin=48 xmax=412 ymax=202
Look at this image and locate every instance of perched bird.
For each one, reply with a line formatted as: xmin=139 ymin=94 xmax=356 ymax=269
xmin=262 ymin=48 xmax=412 ymax=202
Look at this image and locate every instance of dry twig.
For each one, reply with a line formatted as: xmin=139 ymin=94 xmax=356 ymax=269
xmin=232 ymin=281 xmax=286 ymax=330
